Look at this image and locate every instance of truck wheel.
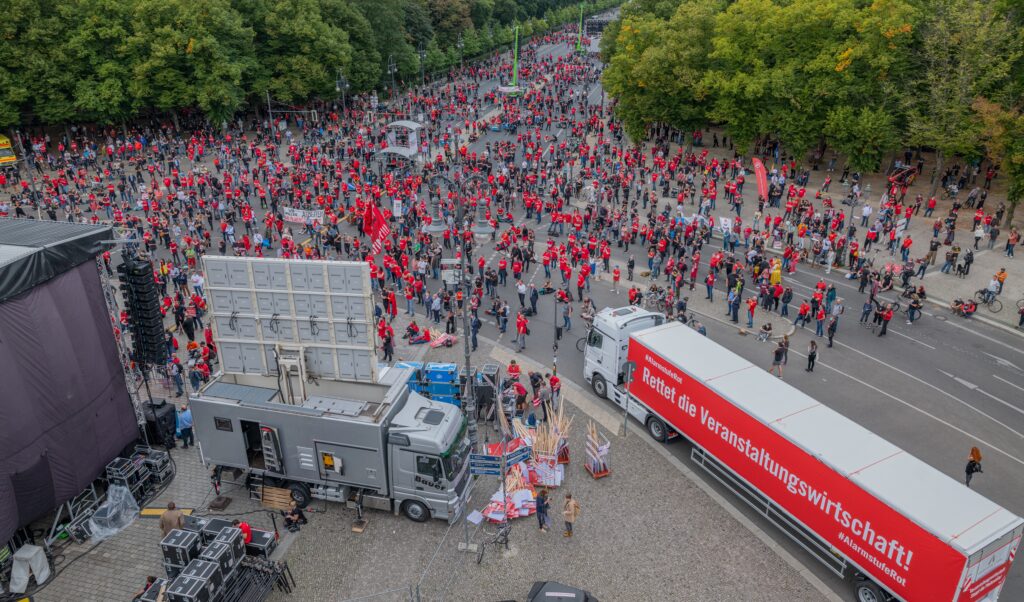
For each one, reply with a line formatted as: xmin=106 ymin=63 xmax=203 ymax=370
xmin=288 ymin=483 xmax=311 ymax=508
xmin=401 ymin=499 xmax=430 ymax=522
xmin=647 ymin=417 xmax=668 ymax=442
xmin=855 ymin=579 xmax=884 ymax=602
xmin=591 ymin=374 xmax=608 ymax=399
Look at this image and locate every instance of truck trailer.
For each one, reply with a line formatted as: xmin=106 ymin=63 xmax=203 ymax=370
xmin=583 ymin=306 xmax=1023 ymax=602
xmin=190 ymin=366 xmax=472 ymax=523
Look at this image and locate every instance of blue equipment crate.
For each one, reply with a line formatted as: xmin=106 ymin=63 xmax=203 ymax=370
xmin=425 ymin=363 xmax=458 ymax=383
xmin=427 ymin=382 xmax=458 ymax=397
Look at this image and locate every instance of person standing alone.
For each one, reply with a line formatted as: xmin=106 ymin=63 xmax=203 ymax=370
xmin=178 ymin=404 xmax=194 ymax=449
xmin=562 ymin=493 xmax=581 ymax=537
xmin=965 ymin=447 xmax=983 ymax=487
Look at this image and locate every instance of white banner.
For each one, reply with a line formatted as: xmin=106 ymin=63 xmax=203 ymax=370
xmin=393 ymin=198 xmax=403 ymax=217
xmin=282 ymin=207 xmax=325 ymax=224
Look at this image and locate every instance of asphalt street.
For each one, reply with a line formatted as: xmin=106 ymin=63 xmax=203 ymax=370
xmin=451 ymin=36 xmax=1024 ymax=600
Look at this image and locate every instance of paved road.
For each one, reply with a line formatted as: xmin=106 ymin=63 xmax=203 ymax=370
xmin=449 ymin=36 xmax=1024 ymax=600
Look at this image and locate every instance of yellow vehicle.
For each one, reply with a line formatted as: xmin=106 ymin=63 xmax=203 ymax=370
xmin=0 ymin=135 xmax=18 ymax=168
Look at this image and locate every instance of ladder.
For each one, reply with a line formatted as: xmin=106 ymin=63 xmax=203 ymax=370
xmin=248 ymin=473 xmax=265 ymax=501
xmin=275 ymin=344 xmax=308 ymax=404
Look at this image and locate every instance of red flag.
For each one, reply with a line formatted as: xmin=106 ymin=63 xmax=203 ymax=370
xmin=362 ymin=202 xmax=375 ymax=235
xmin=371 ymin=204 xmax=390 ymax=255
xmin=752 ymin=158 xmax=769 ymax=202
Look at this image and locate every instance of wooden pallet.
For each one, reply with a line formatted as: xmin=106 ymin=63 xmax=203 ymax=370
xmin=585 ymin=464 xmax=610 ymax=479
xmin=260 ymin=486 xmax=293 ymax=511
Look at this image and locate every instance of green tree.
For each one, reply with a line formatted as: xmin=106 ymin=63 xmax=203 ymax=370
xmin=128 ymin=0 xmax=255 ymax=125
xmin=905 ymin=0 xmax=1023 ymax=194
xmin=60 ymin=0 xmax=136 ymax=124
xmin=429 ymin=0 xmax=474 ymax=46
xmin=404 ymin=0 xmax=435 ymax=49
xmin=245 ymin=0 xmax=352 ymax=103
xmin=824 ymin=106 xmax=900 ymax=173
xmin=0 ymin=0 xmax=45 ymax=127
xmin=320 ymin=0 xmax=381 ymax=92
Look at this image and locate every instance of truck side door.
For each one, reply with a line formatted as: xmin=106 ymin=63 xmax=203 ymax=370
xmin=583 ymin=328 xmax=618 ymax=383
xmin=391 ymin=449 xmax=449 ymax=518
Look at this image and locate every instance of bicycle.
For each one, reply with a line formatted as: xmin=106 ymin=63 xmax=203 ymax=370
xmin=476 ymin=521 xmax=513 ymax=564
xmin=576 ymin=333 xmax=588 ymax=352
xmin=973 ymin=289 xmax=1003 ymax=313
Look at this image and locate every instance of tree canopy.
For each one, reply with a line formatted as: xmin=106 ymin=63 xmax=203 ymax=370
xmin=0 ymin=0 xmax=618 ymax=128
xmin=603 ymin=0 xmax=1024 ymax=197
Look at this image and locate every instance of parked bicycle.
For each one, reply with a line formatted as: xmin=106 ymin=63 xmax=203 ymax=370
xmin=476 ymin=521 xmax=513 ymax=564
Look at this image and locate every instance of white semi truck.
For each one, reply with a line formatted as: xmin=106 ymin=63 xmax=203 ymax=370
xmin=583 ymin=306 xmax=1023 ymax=602
xmin=190 ymin=366 xmax=471 ymax=523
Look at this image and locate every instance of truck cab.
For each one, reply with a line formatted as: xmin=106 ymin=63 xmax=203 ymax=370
xmin=582 ymin=307 xmax=673 ymax=439
xmin=385 ymin=394 xmax=472 ymax=522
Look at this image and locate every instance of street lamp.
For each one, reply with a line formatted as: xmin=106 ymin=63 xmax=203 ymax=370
xmin=457 ymin=34 xmax=464 ymax=70
xmin=387 ymin=55 xmax=398 ymax=106
xmin=418 ymin=44 xmax=427 ymax=87
xmin=425 ymin=174 xmax=492 ymax=453
xmin=335 ymin=68 xmax=350 ymax=113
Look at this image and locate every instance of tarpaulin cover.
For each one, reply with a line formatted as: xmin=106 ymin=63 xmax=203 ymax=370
xmin=0 ymin=259 xmax=139 ymax=544
xmin=0 ymin=218 xmax=112 ymax=304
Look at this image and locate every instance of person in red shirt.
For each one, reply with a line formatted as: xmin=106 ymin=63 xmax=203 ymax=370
xmin=507 ymin=359 xmax=522 ymax=382
xmin=746 ymin=297 xmax=757 ymax=328
xmin=611 ymin=266 xmax=621 ymax=294
xmin=795 ymin=300 xmax=811 ymax=328
xmin=232 ymin=519 xmax=253 ymax=544
xmin=516 ymin=311 xmax=529 ymax=352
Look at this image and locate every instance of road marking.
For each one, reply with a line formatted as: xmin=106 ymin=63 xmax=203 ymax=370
xmin=829 ymin=339 xmax=1024 ymax=439
xmin=935 ymin=371 xmax=1024 ymax=417
xmin=888 ymin=328 xmax=937 ymax=349
xmin=790 ymin=353 xmax=1024 ymax=468
xmin=985 ymin=352 xmax=1023 ymax=372
xmin=994 ymin=375 xmax=1024 ymax=393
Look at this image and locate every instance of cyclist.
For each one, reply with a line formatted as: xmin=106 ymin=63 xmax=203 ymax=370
xmin=907 ymin=295 xmax=923 ymax=324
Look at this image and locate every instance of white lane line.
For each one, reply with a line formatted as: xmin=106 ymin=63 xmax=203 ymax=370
xmin=889 ymin=328 xmax=937 ymax=350
xmin=791 ymin=351 xmax=1024 ymax=468
xmin=830 ymin=338 xmax=1024 ymax=439
xmin=937 ymin=371 xmax=1024 ymax=418
xmin=994 ymin=375 xmax=1024 ymax=393
xmin=694 ymin=307 xmax=1024 ymax=466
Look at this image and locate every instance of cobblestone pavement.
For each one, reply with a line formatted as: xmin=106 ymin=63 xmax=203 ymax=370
xmin=35 ymin=332 xmax=832 ymax=602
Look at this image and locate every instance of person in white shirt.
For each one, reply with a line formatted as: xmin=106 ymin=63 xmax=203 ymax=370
xmin=191 ymin=273 xmax=204 ymax=297
xmin=860 ymin=204 xmax=872 ymax=226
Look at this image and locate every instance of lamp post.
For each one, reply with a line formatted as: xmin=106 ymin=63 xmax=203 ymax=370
xmin=335 ymin=68 xmax=350 ymax=114
xmin=418 ymin=44 xmax=426 ymax=87
xmin=387 ymin=55 xmax=398 ymax=105
xmin=424 ymin=174 xmax=492 ymax=453
xmin=457 ymin=34 xmax=464 ymax=70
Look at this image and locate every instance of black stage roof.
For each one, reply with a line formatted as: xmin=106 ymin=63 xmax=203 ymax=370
xmin=0 ymin=219 xmax=111 ymax=303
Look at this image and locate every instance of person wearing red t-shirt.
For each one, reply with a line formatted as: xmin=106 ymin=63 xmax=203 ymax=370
xmin=232 ymin=519 xmax=253 ymax=544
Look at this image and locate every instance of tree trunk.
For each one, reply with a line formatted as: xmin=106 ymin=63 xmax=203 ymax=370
xmin=929 ymin=150 xmax=944 ymax=197
xmin=1004 ymin=199 xmax=1017 ymax=228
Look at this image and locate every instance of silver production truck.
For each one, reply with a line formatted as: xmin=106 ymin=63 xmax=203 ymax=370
xmin=190 ymin=366 xmax=472 ymax=523
xmin=583 ymin=306 xmax=1023 ymax=602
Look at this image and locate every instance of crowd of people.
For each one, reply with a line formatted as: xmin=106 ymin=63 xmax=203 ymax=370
xmin=0 ymin=19 xmax=1018 ymax=398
